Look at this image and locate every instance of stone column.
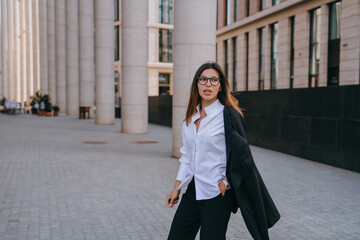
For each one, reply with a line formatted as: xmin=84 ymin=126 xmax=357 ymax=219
xmin=277 ymin=18 xmax=291 ymax=89
xmin=248 ymin=29 xmax=258 ymax=90
xmin=25 ymin=0 xmax=32 ymax=103
xmin=19 ymin=0 xmax=25 ymax=103
xmin=172 ymin=0 xmax=217 ymax=157
xmin=318 ymin=4 xmax=329 ymax=87
xmin=55 ymin=0 xmax=66 ymax=112
xmin=228 ymin=38 xmax=234 ymax=92
xmin=32 ymin=0 xmax=39 ymax=94
xmin=66 ymin=0 xmax=79 ymax=115
xmin=293 ymin=11 xmax=309 ymax=88
xmin=12 ymin=0 xmax=17 ymax=101
xmin=6 ymin=0 xmax=13 ymax=101
xmin=121 ymin=0 xmax=148 ymax=133
xmin=264 ymin=25 xmax=271 ymax=90
xmin=339 ymin=0 xmax=360 ymax=85
xmin=39 ymin=0 xmax=48 ymax=94
xmin=47 ymin=0 xmax=56 ymax=102
xmin=238 ymin=33 xmax=246 ymax=91
xmin=79 ymin=0 xmax=95 ymax=117
xmin=0 ymin=0 xmax=5 ymax=99
xmin=94 ymin=0 xmax=115 ymax=124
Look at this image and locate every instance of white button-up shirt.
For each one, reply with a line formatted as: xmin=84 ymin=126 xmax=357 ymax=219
xmin=176 ymin=99 xmax=227 ymax=200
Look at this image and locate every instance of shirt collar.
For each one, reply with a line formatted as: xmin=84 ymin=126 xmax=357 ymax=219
xmin=196 ymin=99 xmax=222 ymax=116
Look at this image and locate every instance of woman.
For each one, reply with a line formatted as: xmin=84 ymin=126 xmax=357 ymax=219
xmin=166 ymin=62 xmax=280 ymax=240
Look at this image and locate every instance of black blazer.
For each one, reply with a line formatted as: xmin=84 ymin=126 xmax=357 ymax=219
xmin=224 ymin=106 xmax=280 ymax=240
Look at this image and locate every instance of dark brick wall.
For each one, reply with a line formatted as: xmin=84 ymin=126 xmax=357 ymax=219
xmin=117 ymin=85 xmax=359 ymax=172
xmin=148 ymin=95 xmax=172 ymax=127
xmin=234 ymin=85 xmax=360 ymax=173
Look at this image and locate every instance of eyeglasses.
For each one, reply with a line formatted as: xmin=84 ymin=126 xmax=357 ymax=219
xmin=197 ymin=76 xmax=221 ymax=86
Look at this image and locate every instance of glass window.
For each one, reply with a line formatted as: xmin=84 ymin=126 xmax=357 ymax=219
xmin=329 ymin=2 xmax=341 ymax=40
xmin=258 ymin=27 xmax=265 ymax=90
xmin=260 ymin=0 xmax=266 ymax=11
xmin=328 ymin=1 xmax=341 ymax=86
xmin=232 ymin=37 xmax=237 ymax=91
xmin=114 ymin=26 xmax=119 ymax=61
xmin=159 ymin=29 xmax=173 ymax=63
xmin=245 ymin=32 xmax=249 ymax=91
xmin=159 ymin=0 xmax=173 ymax=24
xmin=290 ymin=16 xmax=295 ymax=88
xmin=114 ymin=0 xmax=119 ymax=21
xmin=270 ymin=23 xmax=278 ymax=89
xmin=226 ymin=0 xmax=231 ymax=25
xmin=246 ymin=0 xmax=250 ymax=17
xmin=272 ymin=0 xmax=280 ymax=6
xmin=224 ymin=39 xmax=229 ymax=78
xmin=309 ymin=8 xmax=321 ymax=87
xmin=159 ymin=73 xmax=170 ymax=95
xmin=234 ymin=0 xmax=239 ymax=22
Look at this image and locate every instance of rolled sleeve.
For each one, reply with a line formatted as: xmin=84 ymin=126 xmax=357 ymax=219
xmin=176 ymin=163 xmax=189 ymax=181
xmin=176 ymin=122 xmax=191 ymax=182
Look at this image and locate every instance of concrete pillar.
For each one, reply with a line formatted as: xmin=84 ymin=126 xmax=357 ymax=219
xmin=248 ymin=29 xmax=258 ymax=90
xmin=47 ymin=0 xmax=56 ymax=103
xmin=238 ymin=33 xmax=246 ymax=91
xmin=319 ymin=4 xmax=329 ymax=87
xmin=339 ymin=0 xmax=360 ymax=85
xmin=228 ymin=38 xmax=234 ymax=91
xmin=264 ymin=25 xmax=271 ymax=90
xmin=6 ymin=0 xmax=13 ymax=101
xmin=39 ymin=0 xmax=48 ymax=94
xmin=55 ymin=0 xmax=66 ymax=112
xmin=32 ymin=0 xmax=39 ymax=94
xmin=277 ymin=18 xmax=291 ymax=89
xmin=13 ymin=0 xmax=18 ymax=101
xmin=293 ymin=11 xmax=310 ymax=88
xmin=19 ymin=0 xmax=25 ymax=103
xmin=79 ymin=0 xmax=95 ymax=117
xmin=65 ymin=0 xmax=79 ymax=115
xmin=172 ymin=0 xmax=217 ymax=157
xmin=0 ymin=0 xmax=5 ymax=100
xmin=121 ymin=0 xmax=148 ymax=133
xmin=25 ymin=0 xmax=32 ymax=103
xmin=94 ymin=0 xmax=115 ymax=124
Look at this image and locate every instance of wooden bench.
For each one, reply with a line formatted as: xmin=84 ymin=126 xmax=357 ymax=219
xmin=79 ymin=106 xmax=90 ymax=119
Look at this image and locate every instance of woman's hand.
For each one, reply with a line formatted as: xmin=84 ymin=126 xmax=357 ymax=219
xmin=218 ymin=177 xmax=228 ymax=196
xmin=166 ymin=180 xmax=182 ymax=208
xmin=166 ymin=190 xmax=180 ymax=208
xmin=218 ymin=182 xmax=226 ymax=196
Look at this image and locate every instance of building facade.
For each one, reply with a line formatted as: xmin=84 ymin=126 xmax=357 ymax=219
xmin=216 ymin=0 xmax=360 ymax=92
xmin=114 ymin=0 xmax=174 ymax=109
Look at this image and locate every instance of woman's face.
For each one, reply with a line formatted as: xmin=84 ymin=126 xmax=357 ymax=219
xmin=197 ymin=69 xmax=221 ymax=105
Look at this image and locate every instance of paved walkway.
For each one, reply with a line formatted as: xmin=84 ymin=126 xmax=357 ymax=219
xmin=0 ymin=113 xmax=359 ymax=240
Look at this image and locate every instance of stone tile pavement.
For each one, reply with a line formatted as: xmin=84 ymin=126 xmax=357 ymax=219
xmin=0 ymin=113 xmax=359 ymax=240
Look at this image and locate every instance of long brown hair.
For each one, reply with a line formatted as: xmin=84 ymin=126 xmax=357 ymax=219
xmin=185 ymin=62 xmax=243 ymax=126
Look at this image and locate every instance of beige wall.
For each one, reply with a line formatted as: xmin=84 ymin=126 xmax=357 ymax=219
xmin=216 ymin=0 xmax=359 ymax=90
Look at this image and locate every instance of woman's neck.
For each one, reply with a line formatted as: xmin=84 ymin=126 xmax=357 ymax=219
xmin=201 ymin=98 xmax=217 ymax=110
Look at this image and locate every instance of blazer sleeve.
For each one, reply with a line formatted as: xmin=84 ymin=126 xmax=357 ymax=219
xmin=229 ymin=107 xmax=248 ymax=140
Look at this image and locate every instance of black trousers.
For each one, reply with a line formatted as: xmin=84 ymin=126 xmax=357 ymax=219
xmin=168 ymin=178 xmax=235 ymax=240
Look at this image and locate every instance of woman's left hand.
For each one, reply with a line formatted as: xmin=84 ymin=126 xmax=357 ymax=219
xmin=218 ymin=182 xmax=226 ymax=196
xmin=218 ymin=177 xmax=229 ymax=196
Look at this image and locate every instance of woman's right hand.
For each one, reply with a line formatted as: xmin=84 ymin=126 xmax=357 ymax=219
xmin=166 ymin=190 xmax=180 ymax=208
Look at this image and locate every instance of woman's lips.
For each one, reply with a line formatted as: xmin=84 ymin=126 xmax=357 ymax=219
xmin=203 ymin=89 xmax=212 ymax=95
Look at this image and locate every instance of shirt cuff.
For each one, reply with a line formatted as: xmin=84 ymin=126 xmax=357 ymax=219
xmin=176 ymin=163 xmax=188 ymax=182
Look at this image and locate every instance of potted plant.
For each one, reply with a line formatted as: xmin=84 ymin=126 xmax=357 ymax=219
xmin=30 ymin=91 xmax=42 ymax=115
xmin=41 ymin=94 xmax=52 ymax=117
xmin=52 ymin=105 xmax=59 ymax=116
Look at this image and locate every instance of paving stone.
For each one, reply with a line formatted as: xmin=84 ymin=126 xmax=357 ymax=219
xmin=0 ymin=114 xmax=359 ymax=239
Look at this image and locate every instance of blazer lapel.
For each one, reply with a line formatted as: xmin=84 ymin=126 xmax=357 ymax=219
xmin=223 ymin=106 xmax=232 ymax=161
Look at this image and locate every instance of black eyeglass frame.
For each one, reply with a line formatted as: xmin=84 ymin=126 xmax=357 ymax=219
xmin=197 ymin=76 xmax=221 ymax=86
